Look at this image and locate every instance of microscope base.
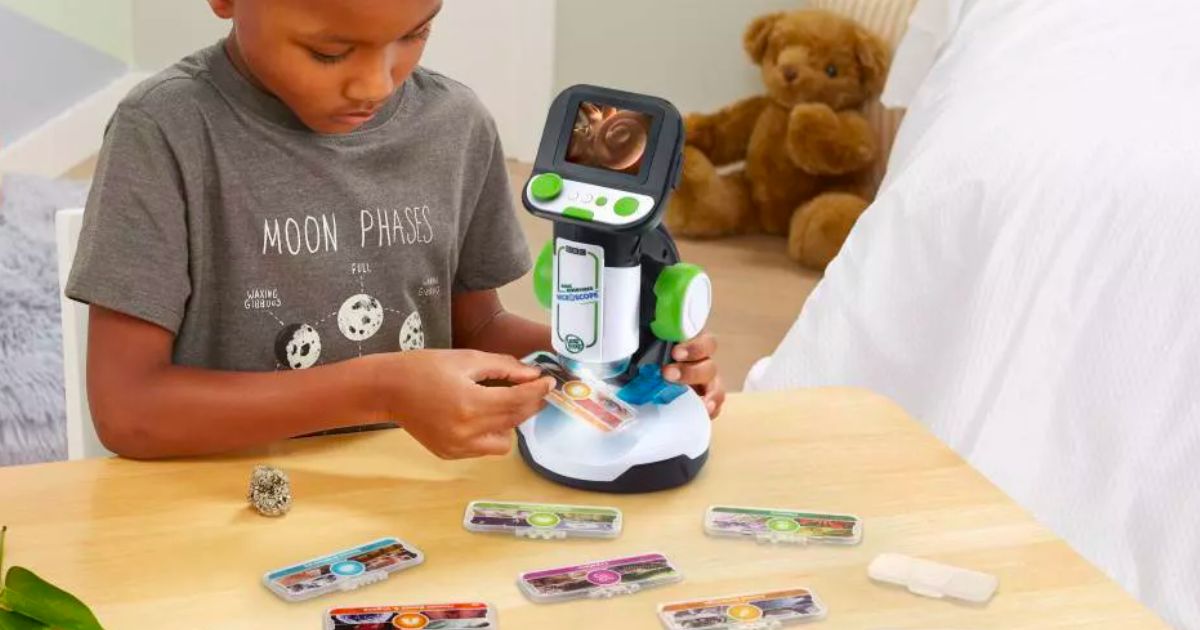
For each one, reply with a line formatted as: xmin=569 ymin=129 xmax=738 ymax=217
xmin=516 ymin=386 xmax=712 ymax=494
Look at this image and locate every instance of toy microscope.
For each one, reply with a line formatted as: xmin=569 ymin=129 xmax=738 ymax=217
xmin=517 ymin=85 xmax=713 ymax=493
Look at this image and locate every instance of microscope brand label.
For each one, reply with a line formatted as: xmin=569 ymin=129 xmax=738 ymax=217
xmin=553 ymin=238 xmax=603 ymax=358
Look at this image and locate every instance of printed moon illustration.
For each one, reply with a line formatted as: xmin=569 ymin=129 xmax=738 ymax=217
xmin=274 ymin=323 xmax=322 ymax=369
xmin=337 ymin=294 xmax=384 ymax=341
xmin=399 ymin=310 xmax=425 ymax=351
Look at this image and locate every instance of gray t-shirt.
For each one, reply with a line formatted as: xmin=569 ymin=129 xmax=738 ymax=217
xmin=67 ymin=42 xmax=531 ymax=372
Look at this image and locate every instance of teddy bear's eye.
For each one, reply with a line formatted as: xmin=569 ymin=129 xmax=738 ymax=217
xmin=825 ymin=63 xmax=839 ymax=78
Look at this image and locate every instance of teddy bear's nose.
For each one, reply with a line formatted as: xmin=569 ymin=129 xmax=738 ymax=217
xmin=781 ymin=66 xmax=800 ymax=83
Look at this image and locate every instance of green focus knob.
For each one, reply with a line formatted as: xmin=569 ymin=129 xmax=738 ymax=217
xmin=650 ymin=263 xmax=712 ymax=342
xmin=533 ymin=240 xmax=554 ymax=310
xmin=530 ymin=172 xmax=563 ymax=202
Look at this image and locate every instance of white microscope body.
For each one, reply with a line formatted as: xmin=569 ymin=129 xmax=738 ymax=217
xmin=517 ymin=86 xmax=714 ymax=493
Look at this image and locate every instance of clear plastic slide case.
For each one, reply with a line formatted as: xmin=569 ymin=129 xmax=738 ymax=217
xmin=658 ymin=587 xmax=828 ymax=629
xmin=324 ymin=602 xmax=497 ymax=629
xmin=517 ymin=552 xmax=683 ymax=603
xmin=463 ymin=500 xmax=623 ymax=540
xmin=704 ymin=505 xmax=862 ymax=546
xmin=262 ymin=537 xmax=424 ymax=602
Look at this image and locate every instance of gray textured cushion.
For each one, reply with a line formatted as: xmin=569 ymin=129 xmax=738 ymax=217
xmin=0 ymin=173 xmax=88 ymax=466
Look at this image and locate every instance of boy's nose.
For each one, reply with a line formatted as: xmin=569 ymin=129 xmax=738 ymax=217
xmin=346 ymin=59 xmax=395 ymax=105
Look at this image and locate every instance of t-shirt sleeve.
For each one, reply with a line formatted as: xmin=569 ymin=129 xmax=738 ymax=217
xmin=452 ymin=125 xmax=533 ymax=294
xmin=65 ymin=105 xmax=191 ymax=333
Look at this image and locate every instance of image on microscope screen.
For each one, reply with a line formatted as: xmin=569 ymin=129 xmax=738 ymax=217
xmin=566 ymin=101 xmax=653 ymax=175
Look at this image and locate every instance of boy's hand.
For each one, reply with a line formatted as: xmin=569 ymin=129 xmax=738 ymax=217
xmin=375 ymin=350 xmax=553 ymax=459
xmin=662 ymin=331 xmax=726 ymax=418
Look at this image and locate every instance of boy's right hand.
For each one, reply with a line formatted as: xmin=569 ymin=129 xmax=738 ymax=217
xmin=374 ymin=350 xmax=553 ymax=459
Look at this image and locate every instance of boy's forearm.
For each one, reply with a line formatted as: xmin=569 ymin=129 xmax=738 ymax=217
xmin=463 ymin=311 xmax=551 ymax=359
xmin=91 ymin=354 xmax=388 ymax=459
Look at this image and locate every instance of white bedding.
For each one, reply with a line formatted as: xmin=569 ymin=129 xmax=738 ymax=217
xmin=747 ymin=0 xmax=1200 ymax=626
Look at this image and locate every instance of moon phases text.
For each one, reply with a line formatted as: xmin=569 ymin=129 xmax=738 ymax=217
xmin=261 ymin=206 xmax=436 ymax=256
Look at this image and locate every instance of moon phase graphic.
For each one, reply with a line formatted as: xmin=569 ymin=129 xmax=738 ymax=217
xmin=337 ymin=294 xmax=383 ymax=341
xmin=399 ymin=310 xmax=425 ymax=351
xmin=274 ymin=323 xmax=322 ymax=369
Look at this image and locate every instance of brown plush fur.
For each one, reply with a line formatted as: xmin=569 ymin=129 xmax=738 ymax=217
xmin=666 ymin=10 xmax=890 ymax=270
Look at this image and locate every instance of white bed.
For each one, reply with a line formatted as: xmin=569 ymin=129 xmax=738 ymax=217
xmin=747 ymin=0 xmax=1200 ymax=626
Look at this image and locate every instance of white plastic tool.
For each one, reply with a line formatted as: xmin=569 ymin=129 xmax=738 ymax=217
xmin=867 ymin=553 xmax=998 ymax=604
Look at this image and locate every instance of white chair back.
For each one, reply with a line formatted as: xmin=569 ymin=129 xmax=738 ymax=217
xmin=55 ymin=207 xmax=112 ymax=459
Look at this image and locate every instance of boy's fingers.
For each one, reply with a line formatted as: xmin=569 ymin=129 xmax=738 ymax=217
xmin=469 ymin=431 xmax=515 ymax=457
xmin=464 ymin=351 xmax=542 ymax=383
xmin=703 ymin=376 xmax=726 ymax=418
xmin=672 ymin=332 xmax=717 ymax=361
xmin=500 ymin=376 xmax=554 ymax=403
xmin=477 ymin=377 xmax=552 ymax=429
xmin=663 ymin=359 xmax=717 ymax=386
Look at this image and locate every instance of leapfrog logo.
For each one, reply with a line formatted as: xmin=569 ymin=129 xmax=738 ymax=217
xmin=565 ymin=334 xmax=585 ymax=354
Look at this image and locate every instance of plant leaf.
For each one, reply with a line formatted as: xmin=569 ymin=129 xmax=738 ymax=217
xmin=0 ymin=610 xmax=50 ymax=630
xmin=0 ymin=525 xmax=6 ymax=586
xmin=0 ymin=567 xmax=103 ymax=630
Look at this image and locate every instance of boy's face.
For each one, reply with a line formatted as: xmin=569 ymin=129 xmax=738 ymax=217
xmin=209 ymin=0 xmax=442 ymax=134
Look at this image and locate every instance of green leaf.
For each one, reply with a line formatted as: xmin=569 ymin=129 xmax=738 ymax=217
xmin=0 ymin=567 xmax=103 ymax=630
xmin=0 ymin=610 xmax=50 ymax=630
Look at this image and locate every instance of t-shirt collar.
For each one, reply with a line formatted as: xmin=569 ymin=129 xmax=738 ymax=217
xmin=204 ymin=38 xmax=404 ymax=135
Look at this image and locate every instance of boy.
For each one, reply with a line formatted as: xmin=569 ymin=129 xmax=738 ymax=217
xmin=66 ymin=0 xmax=724 ymax=460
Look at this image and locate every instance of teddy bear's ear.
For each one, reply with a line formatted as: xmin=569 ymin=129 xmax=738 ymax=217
xmin=744 ymin=12 xmax=785 ymax=65
xmin=854 ymin=26 xmax=890 ymax=97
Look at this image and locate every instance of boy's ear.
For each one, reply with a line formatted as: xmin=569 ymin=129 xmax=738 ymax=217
xmin=208 ymin=0 xmax=234 ymax=19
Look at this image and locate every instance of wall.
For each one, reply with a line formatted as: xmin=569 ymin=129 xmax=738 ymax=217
xmin=0 ymin=5 xmax=127 ymax=145
xmin=0 ymin=0 xmax=133 ymax=63
xmin=554 ymin=0 xmax=804 ymax=115
xmin=421 ymin=0 xmax=556 ymax=161
xmin=131 ymin=0 xmax=227 ymax=71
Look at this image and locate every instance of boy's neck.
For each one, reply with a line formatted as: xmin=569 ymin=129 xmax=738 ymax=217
xmin=223 ymin=31 xmax=271 ymax=96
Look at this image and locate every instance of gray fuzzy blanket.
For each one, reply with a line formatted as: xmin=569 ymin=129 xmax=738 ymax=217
xmin=0 ymin=174 xmax=88 ymax=466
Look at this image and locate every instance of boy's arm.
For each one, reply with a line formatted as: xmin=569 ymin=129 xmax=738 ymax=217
xmin=452 ymin=289 xmax=550 ymax=358
xmin=452 ymin=290 xmax=725 ymax=419
xmin=87 ymin=306 xmax=549 ymax=460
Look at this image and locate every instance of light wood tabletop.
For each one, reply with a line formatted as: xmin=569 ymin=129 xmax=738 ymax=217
xmin=0 ymin=390 xmax=1166 ymax=629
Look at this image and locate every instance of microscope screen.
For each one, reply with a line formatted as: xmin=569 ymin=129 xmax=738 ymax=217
xmin=565 ymin=102 xmax=653 ymax=175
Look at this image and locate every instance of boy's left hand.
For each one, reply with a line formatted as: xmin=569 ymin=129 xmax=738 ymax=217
xmin=662 ymin=331 xmax=725 ymax=419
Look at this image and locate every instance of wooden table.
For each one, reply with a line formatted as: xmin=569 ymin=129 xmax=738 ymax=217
xmin=0 ymin=390 xmax=1165 ymax=629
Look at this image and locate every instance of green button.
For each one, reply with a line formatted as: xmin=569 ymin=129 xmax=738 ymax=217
xmin=563 ymin=207 xmax=594 ymax=221
xmin=595 ymin=196 xmax=608 ymax=207
xmin=614 ymin=197 xmax=640 ymax=217
xmin=530 ymin=173 xmax=563 ymax=202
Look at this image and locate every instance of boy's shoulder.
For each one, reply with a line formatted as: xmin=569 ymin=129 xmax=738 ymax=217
xmin=112 ymin=47 xmax=223 ymax=125
xmin=407 ymin=66 xmax=497 ymax=130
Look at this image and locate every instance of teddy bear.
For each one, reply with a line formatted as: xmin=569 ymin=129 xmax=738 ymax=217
xmin=665 ymin=9 xmax=890 ymax=271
